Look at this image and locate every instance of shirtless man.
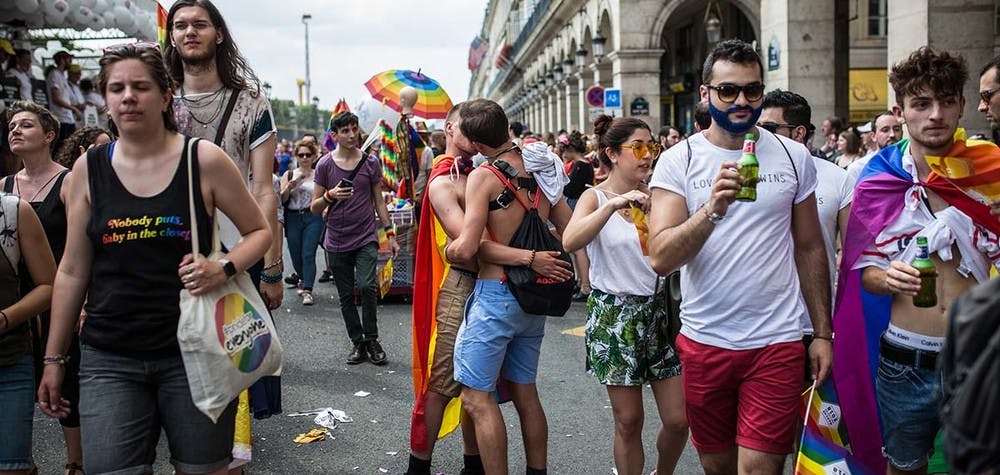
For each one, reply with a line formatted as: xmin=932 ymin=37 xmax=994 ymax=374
xmin=852 ymin=47 xmax=1000 ymax=475
xmin=407 ymin=103 xmax=572 ymax=475
xmin=447 ymin=99 xmax=574 ymax=475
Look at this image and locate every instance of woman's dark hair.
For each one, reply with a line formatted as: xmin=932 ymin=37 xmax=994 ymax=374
xmin=56 ymin=126 xmax=111 ymax=167
xmin=4 ymin=100 xmax=60 ymax=136
xmin=164 ymin=0 xmax=261 ymax=94
xmin=593 ymin=115 xmax=652 ymax=168
xmin=839 ymin=130 xmax=861 ymax=155
xmin=559 ymin=130 xmax=587 ymax=155
xmin=99 ymin=44 xmax=178 ymax=133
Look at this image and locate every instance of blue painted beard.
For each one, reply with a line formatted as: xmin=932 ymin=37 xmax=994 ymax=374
xmin=708 ymin=101 xmax=763 ymax=135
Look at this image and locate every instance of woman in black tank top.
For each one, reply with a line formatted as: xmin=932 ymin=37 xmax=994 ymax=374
xmin=4 ymin=100 xmax=84 ymax=474
xmin=36 ymin=44 xmax=271 ymax=475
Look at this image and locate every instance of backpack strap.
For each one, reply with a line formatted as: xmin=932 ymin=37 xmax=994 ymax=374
xmin=771 ymin=132 xmax=800 ymax=197
xmin=483 ymin=163 xmax=534 ymax=211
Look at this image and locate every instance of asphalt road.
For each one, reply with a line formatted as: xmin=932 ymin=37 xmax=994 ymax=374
xmin=31 ymin=273 xmax=717 ymax=474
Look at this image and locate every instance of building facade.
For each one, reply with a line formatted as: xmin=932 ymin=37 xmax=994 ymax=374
xmin=469 ymin=0 xmax=998 ymax=136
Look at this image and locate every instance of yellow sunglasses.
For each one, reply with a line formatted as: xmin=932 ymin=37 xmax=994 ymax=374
xmin=620 ymin=142 xmax=662 ymax=159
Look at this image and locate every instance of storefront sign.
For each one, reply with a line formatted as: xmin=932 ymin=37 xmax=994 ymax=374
xmin=630 ymin=97 xmax=650 ymax=116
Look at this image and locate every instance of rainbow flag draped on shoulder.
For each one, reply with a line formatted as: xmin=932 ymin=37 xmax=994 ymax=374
xmin=833 ymin=130 xmax=1000 ymax=473
xmin=409 ymin=155 xmax=464 ymax=452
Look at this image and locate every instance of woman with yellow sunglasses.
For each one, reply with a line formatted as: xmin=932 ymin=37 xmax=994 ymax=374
xmin=562 ymin=114 xmax=687 ymax=475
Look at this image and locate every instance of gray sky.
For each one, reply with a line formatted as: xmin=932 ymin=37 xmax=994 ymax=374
xmin=213 ymin=0 xmax=486 ymax=114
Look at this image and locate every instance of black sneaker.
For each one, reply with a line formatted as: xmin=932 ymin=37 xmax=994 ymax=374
xmin=318 ymin=270 xmax=334 ymax=283
xmin=367 ymin=340 xmax=388 ymax=366
xmin=284 ymin=273 xmax=300 ymax=287
xmin=346 ymin=342 xmax=368 ymax=365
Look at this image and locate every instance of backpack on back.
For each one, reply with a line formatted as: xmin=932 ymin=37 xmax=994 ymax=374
xmin=939 ymin=277 xmax=1000 ymax=474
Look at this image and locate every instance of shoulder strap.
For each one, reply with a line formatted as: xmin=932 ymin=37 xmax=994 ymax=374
xmin=685 ymin=138 xmax=693 ymax=174
xmin=0 ymin=194 xmax=19 ymax=274
xmin=483 ymin=164 xmax=531 ymax=211
xmin=772 ymin=133 xmax=800 ymax=197
xmin=1 ymin=175 xmax=13 ymax=193
xmin=347 ymin=154 xmax=367 ymax=181
xmin=213 ymin=89 xmax=241 ymax=146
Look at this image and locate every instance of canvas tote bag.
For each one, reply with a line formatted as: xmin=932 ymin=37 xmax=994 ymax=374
xmin=177 ymin=138 xmax=284 ymax=422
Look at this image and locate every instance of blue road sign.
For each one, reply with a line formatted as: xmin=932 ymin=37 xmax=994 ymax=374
xmin=604 ymin=88 xmax=622 ymax=108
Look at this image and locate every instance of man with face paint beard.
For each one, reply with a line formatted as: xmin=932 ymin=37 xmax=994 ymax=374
xmin=647 ymin=40 xmax=832 ymax=475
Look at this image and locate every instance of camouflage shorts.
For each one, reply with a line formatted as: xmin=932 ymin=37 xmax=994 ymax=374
xmin=585 ymin=288 xmax=682 ymax=386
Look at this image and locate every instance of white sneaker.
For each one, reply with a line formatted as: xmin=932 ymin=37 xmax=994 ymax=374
xmin=302 ymin=291 xmax=314 ymax=306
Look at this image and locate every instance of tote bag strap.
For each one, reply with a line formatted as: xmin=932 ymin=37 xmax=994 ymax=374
xmin=185 ymin=137 xmax=220 ymax=258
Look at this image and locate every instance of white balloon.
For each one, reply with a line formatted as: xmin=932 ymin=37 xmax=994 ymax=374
xmin=26 ymin=12 xmax=47 ymax=27
xmin=79 ymin=0 xmax=96 ymax=9
xmin=72 ymin=5 xmax=93 ymax=24
xmin=112 ymin=5 xmax=132 ymax=30
xmin=93 ymin=0 xmax=109 ymax=14
xmin=102 ymin=10 xmax=114 ymax=27
xmin=42 ymin=0 xmax=68 ymax=18
xmin=15 ymin=0 xmax=39 ymax=15
xmin=88 ymin=12 xmax=105 ymax=30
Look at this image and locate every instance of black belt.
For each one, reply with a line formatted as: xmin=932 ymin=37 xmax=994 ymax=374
xmin=880 ymin=337 xmax=938 ymax=370
xmin=451 ymin=267 xmax=477 ymax=278
xmin=286 ymin=208 xmax=310 ymax=214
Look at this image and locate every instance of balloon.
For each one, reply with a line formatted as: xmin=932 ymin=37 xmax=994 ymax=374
xmin=26 ymin=12 xmax=47 ymax=27
xmin=93 ymin=0 xmax=109 ymax=13
xmin=79 ymin=0 xmax=96 ymax=9
xmin=87 ymin=12 xmax=105 ymax=30
xmin=42 ymin=0 xmax=69 ymax=18
xmin=102 ymin=10 xmax=114 ymax=28
xmin=15 ymin=0 xmax=39 ymax=15
xmin=72 ymin=5 xmax=93 ymax=25
xmin=112 ymin=5 xmax=132 ymax=30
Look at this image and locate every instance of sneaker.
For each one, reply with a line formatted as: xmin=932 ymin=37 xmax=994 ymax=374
xmin=301 ymin=291 xmax=314 ymax=306
xmin=346 ymin=343 xmax=368 ymax=365
xmin=284 ymin=273 xmax=300 ymax=287
xmin=296 ymin=281 xmax=305 ymax=295
xmin=367 ymin=340 xmax=388 ymax=366
xmin=318 ymin=270 xmax=334 ymax=283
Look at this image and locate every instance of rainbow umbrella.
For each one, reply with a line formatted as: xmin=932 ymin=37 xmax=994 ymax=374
xmin=364 ymin=69 xmax=453 ymax=120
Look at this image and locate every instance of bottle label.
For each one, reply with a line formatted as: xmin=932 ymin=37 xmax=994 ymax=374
xmin=917 ymin=246 xmax=930 ymax=259
xmin=742 ymin=140 xmax=755 ymax=154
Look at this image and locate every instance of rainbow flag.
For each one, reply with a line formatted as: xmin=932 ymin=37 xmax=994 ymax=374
xmin=796 ymin=427 xmax=873 ymax=475
xmin=803 ymin=379 xmax=850 ymax=449
xmin=833 ymin=130 xmax=1000 ymax=474
xmin=156 ymin=3 xmax=168 ymax=50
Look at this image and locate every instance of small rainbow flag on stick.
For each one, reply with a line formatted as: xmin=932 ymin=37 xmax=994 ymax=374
xmin=795 ymin=380 xmax=873 ymax=475
xmin=156 ymin=3 xmax=168 ymax=50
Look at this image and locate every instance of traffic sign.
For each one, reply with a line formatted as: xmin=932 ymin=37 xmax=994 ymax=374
xmin=604 ymin=88 xmax=622 ymax=109
xmin=586 ymin=86 xmax=605 ymax=107
xmin=587 ymin=107 xmax=605 ymax=123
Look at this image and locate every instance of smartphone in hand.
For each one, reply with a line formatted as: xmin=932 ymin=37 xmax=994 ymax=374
xmin=338 ymin=179 xmax=353 ymax=189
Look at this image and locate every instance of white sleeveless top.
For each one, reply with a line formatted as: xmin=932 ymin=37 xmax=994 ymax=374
xmin=585 ymin=189 xmax=657 ymax=296
xmin=284 ymin=169 xmax=315 ymax=211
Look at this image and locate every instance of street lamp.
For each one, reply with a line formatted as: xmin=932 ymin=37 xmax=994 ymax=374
xmin=544 ymin=72 xmax=554 ymax=87
xmin=704 ymin=0 xmax=723 ymax=45
xmin=553 ymin=65 xmax=564 ymax=82
xmin=575 ymin=48 xmax=588 ymax=69
xmin=262 ymin=81 xmax=272 ymax=99
xmin=302 ymin=13 xmax=312 ymax=104
xmin=591 ymin=35 xmax=606 ymax=63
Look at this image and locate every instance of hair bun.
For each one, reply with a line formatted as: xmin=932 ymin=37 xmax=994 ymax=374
xmin=593 ymin=114 xmax=613 ymax=136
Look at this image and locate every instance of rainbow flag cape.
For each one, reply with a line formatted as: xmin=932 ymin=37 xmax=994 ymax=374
xmin=833 ymin=130 xmax=1000 ymax=473
xmin=410 ymin=155 xmax=464 ymax=452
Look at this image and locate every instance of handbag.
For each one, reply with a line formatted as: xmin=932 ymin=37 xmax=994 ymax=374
xmin=654 ymin=271 xmax=683 ymax=345
xmin=177 ymin=137 xmax=284 ymax=423
xmin=483 ymin=164 xmax=574 ymax=317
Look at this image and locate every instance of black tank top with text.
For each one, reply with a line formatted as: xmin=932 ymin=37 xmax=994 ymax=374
xmin=82 ymin=137 xmax=213 ymax=359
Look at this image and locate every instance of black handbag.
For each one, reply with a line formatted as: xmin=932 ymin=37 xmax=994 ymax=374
xmin=654 ymin=271 xmax=683 ymax=345
xmin=484 ymin=164 xmax=574 ymax=316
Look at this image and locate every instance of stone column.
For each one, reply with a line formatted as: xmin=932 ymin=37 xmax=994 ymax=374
xmin=609 ymin=49 xmax=664 ymax=130
xmin=555 ymin=86 xmax=565 ymax=132
xmin=590 ymin=63 xmax=602 ymax=89
xmin=565 ymin=77 xmax=578 ymax=131
xmin=576 ymin=71 xmax=587 ymax=132
xmin=760 ymin=0 xmax=837 ymax=132
xmin=547 ymin=90 xmax=556 ymax=134
xmin=887 ymin=0 xmax=993 ymax=136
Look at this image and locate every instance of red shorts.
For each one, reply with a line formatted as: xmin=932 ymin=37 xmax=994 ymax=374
xmin=675 ymin=333 xmax=804 ymax=454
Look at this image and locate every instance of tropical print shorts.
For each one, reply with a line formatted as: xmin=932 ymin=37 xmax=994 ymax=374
xmin=585 ymin=288 xmax=682 ymax=386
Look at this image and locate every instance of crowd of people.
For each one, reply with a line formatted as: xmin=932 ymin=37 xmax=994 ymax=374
xmin=1 ymin=0 xmax=999 ymax=474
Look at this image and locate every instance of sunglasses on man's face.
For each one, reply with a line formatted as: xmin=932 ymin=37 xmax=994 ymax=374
xmin=620 ymin=142 xmax=662 ymax=159
xmin=758 ymin=122 xmax=799 ymax=134
xmin=706 ymin=82 xmax=766 ymax=103
xmin=980 ymin=87 xmax=1000 ymax=104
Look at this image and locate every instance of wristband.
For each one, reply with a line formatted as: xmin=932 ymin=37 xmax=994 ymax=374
xmin=43 ymin=355 xmax=71 ymax=366
xmin=812 ymin=333 xmax=834 ymax=342
xmin=703 ymin=206 xmax=724 ymax=224
xmin=322 ymin=190 xmax=335 ymax=204
xmin=260 ymin=270 xmax=283 ymax=284
xmin=527 ymin=249 xmax=536 ymax=268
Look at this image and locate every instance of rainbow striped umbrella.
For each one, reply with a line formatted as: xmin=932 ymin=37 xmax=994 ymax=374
xmin=364 ymin=69 xmax=453 ymax=119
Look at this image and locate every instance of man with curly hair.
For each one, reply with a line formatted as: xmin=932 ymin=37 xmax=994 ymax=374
xmin=836 ymin=47 xmax=1000 ymax=475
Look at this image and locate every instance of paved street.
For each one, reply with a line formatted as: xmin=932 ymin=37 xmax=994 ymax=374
xmin=32 ymin=265 xmax=709 ymax=474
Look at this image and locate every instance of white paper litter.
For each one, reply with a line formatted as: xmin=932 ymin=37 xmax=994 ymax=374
xmin=314 ymin=408 xmax=354 ymax=429
xmin=354 ymin=391 xmax=371 ymax=397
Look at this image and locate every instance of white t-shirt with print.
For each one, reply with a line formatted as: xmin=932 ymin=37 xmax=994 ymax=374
xmin=45 ymin=68 xmax=74 ymax=124
xmin=649 ymin=129 xmax=818 ymax=350
xmin=810 ymin=156 xmax=853 ymax=332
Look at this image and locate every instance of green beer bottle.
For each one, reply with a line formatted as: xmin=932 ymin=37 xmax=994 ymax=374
xmin=912 ymin=236 xmax=937 ymax=308
xmin=735 ymin=133 xmax=759 ymax=202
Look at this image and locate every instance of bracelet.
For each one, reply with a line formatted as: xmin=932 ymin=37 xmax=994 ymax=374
xmin=43 ymin=355 xmax=70 ymax=366
xmin=812 ymin=333 xmax=835 ymax=342
xmin=263 ymin=258 xmax=283 ymax=271
xmin=322 ymin=190 xmax=335 ymax=204
xmin=0 ymin=310 xmax=7 ymax=330
xmin=527 ymin=249 xmax=536 ymax=268
xmin=260 ymin=271 xmax=283 ymax=284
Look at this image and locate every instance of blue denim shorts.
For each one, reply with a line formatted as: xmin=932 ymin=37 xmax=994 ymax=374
xmin=79 ymin=345 xmax=237 ymax=475
xmin=0 ymin=354 xmax=35 ymax=471
xmin=454 ymin=280 xmax=546 ymax=392
xmin=876 ymin=354 xmax=942 ymax=471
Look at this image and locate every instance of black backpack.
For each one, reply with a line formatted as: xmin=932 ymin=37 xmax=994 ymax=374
xmin=483 ymin=164 xmax=574 ymax=316
xmin=940 ymin=277 xmax=1000 ymax=475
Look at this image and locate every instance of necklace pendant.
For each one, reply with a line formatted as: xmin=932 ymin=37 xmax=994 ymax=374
xmin=203 ymin=124 xmax=208 ymax=128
